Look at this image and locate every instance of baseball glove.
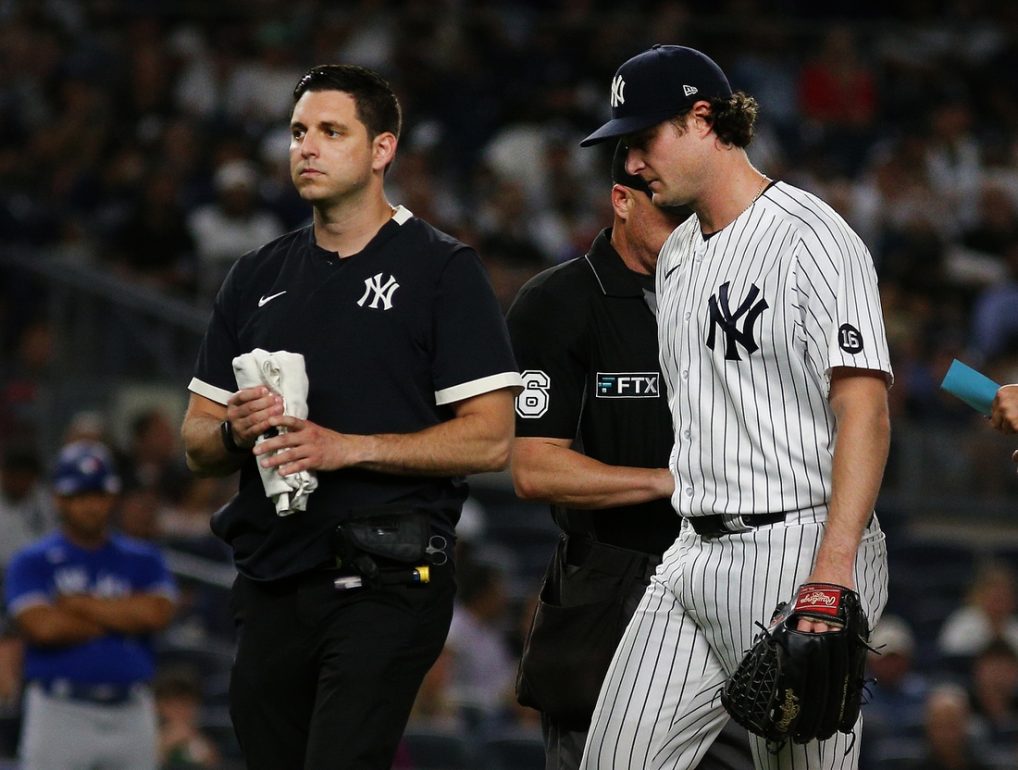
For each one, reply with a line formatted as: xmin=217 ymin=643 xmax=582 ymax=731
xmin=720 ymin=582 xmax=870 ymax=746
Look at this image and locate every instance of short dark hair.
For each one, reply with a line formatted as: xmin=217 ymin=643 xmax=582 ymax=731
xmin=293 ymin=64 xmax=402 ymax=141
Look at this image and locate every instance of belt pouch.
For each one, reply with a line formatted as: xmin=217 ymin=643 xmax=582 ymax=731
xmin=332 ymin=507 xmax=431 ymax=582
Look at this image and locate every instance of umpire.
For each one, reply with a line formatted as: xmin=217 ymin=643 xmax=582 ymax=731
xmin=508 ymin=143 xmax=751 ymax=770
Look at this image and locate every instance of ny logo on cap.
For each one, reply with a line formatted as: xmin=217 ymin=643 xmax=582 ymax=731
xmin=683 ymin=84 xmax=698 ymax=97
xmin=610 ymin=75 xmax=626 ymax=108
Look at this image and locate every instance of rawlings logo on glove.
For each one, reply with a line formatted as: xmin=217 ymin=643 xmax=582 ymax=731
xmin=720 ymin=582 xmax=871 ymax=747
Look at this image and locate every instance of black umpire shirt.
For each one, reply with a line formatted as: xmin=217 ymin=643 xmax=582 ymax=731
xmin=506 ymin=228 xmax=680 ymax=555
xmin=189 ymin=206 xmax=521 ymax=581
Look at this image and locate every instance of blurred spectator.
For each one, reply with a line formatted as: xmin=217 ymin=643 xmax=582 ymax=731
xmin=925 ymin=96 xmax=985 ymax=235
xmin=865 ymin=615 xmax=929 ymax=732
xmin=939 ymin=561 xmax=1018 ymax=660
xmin=0 ymin=319 xmax=53 ymax=441
xmin=797 ymin=25 xmax=878 ymax=176
xmin=62 ymin=409 xmax=113 ymax=445
xmin=906 ymin=683 xmax=994 ymax=770
xmin=187 ymin=159 xmax=284 ymax=301
xmin=160 ymin=476 xmax=233 ymax=547
xmin=153 ymin=666 xmax=221 ymax=770
xmin=117 ymin=487 xmax=165 ymax=542
xmin=729 ymin=22 xmax=800 ymax=153
xmin=0 ymin=446 xmax=54 ymax=569
xmin=445 ymin=559 xmax=516 ymax=721
xmin=407 ymin=646 xmax=463 ymax=731
xmin=477 ymin=233 xmax=548 ymax=313
xmin=961 ymin=182 xmax=1018 ymax=258
xmin=223 ymin=22 xmax=302 ymax=125
xmin=969 ymin=640 xmax=1018 ymax=750
xmin=3 ymin=440 xmax=177 ymax=769
xmin=969 ymin=242 xmax=1018 ymax=365
xmin=121 ymin=408 xmax=189 ymax=498
xmin=108 ymin=170 xmax=196 ymax=297
xmin=171 ymin=26 xmax=235 ymax=122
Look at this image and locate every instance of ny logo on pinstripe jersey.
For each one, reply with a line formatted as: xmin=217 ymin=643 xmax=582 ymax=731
xmin=705 ymin=282 xmax=769 ymax=361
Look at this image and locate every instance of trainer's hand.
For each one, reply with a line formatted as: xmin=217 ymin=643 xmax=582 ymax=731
xmin=253 ymin=415 xmax=356 ymax=475
xmin=225 ymin=387 xmax=284 ymax=449
xmin=990 ymin=384 xmax=1018 ymax=434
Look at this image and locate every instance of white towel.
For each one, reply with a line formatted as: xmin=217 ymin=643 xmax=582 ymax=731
xmin=232 ymin=349 xmax=318 ymax=516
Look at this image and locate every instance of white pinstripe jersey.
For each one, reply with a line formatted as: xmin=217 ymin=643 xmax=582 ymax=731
xmin=656 ymin=181 xmax=892 ymax=517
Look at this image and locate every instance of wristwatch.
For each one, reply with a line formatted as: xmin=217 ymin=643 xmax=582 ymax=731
xmin=220 ymin=420 xmax=250 ymax=454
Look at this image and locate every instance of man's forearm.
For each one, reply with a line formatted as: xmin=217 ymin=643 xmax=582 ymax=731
xmin=60 ymin=594 xmax=175 ymax=635
xmin=812 ymin=376 xmax=890 ymax=585
xmin=15 ymin=607 xmax=104 ymax=646
xmin=344 ymin=410 xmax=511 ymax=476
xmin=255 ymin=389 xmax=517 ymax=477
xmin=511 ymin=439 xmax=673 ymax=508
xmin=181 ymin=411 xmax=245 ymax=476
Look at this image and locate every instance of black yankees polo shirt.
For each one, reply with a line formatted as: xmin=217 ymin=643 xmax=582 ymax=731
xmin=189 ymin=206 xmax=520 ymax=580
xmin=506 ymin=228 xmax=680 ymax=555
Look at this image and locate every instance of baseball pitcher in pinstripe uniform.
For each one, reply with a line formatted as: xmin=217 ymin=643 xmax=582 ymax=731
xmin=578 ymin=45 xmax=893 ymax=770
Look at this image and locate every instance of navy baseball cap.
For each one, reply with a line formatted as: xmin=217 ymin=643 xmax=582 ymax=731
xmin=52 ymin=440 xmax=121 ymax=496
xmin=611 ymin=140 xmax=652 ymax=195
xmin=581 ymin=45 xmax=732 ymax=147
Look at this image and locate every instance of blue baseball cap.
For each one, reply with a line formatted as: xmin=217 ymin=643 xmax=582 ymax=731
xmin=581 ymin=45 xmax=732 ymax=147
xmin=52 ymin=440 xmax=121 ymax=496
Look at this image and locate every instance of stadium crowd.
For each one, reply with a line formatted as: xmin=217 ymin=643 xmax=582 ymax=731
xmin=2 ymin=1 xmax=1018 ymax=768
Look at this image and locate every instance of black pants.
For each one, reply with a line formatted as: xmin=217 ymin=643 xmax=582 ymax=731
xmin=228 ymin=565 xmax=455 ymax=770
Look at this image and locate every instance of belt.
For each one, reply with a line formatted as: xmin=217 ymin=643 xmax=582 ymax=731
xmin=688 ymin=511 xmax=787 ymax=538
xmin=35 ymin=679 xmax=144 ymax=706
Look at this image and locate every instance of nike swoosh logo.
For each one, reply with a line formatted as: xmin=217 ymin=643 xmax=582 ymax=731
xmin=258 ymin=291 xmax=287 ymax=307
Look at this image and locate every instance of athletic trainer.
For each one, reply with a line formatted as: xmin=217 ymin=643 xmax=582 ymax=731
xmin=180 ymin=64 xmax=521 ymax=770
xmin=578 ymin=45 xmax=892 ymax=770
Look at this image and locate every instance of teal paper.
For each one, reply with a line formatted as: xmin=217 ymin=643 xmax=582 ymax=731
xmin=940 ymin=359 xmax=1000 ymax=416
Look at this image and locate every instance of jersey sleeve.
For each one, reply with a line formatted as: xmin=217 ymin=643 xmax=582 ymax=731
xmin=431 ymin=248 xmax=522 ymax=406
xmin=188 ymin=264 xmax=245 ymax=405
xmin=506 ymin=278 xmax=586 ymax=440
xmin=133 ymin=546 xmax=179 ymax=602
xmin=795 ymin=227 xmax=893 ymax=392
xmin=4 ymin=550 xmax=51 ymax=617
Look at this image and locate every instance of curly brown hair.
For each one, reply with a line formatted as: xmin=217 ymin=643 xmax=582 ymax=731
xmin=707 ymin=92 xmax=759 ymax=148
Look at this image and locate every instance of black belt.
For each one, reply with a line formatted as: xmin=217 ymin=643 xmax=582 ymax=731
xmin=35 ymin=679 xmax=143 ymax=706
xmin=688 ymin=511 xmax=787 ymax=538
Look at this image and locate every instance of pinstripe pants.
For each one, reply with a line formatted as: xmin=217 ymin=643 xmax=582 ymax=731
xmin=580 ymin=514 xmax=888 ymax=770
